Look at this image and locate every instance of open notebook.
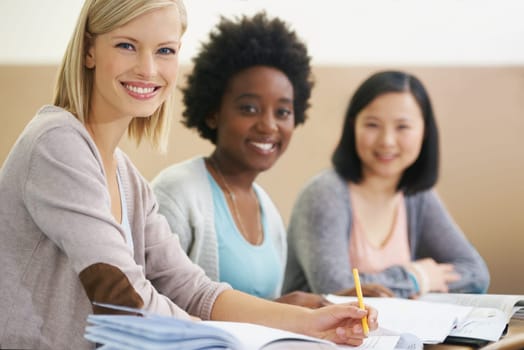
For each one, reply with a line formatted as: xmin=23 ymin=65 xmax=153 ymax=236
xmin=85 ymin=303 xmax=414 ymax=350
xmin=327 ymin=293 xmax=524 ymax=346
xmin=419 ymin=293 xmax=524 ymax=324
xmin=419 ymin=293 xmax=524 ymax=346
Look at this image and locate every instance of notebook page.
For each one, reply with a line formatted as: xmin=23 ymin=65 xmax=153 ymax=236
xmin=326 ymin=295 xmax=471 ymax=344
xmin=203 ymin=321 xmax=336 ymax=349
xmin=420 ymin=293 xmax=524 ymax=323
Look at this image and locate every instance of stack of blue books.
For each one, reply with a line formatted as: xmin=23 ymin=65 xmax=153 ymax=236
xmin=84 ymin=303 xmax=364 ymax=350
xmin=84 ymin=303 xmax=241 ymax=350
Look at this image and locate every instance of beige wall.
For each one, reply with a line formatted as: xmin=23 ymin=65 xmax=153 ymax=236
xmin=2 ymin=65 xmax=523 ymax=294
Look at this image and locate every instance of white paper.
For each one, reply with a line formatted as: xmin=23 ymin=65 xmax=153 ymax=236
xmin=326 ymin=295 xmax=471 ymax=344
xmin=204 ymin=321 xmax=335 ymax=349
xmin=448 ymin=307 xmax=507 ymax=341
xmin=336 ymin=335 xmax=401 ymax=350
xmin=420 ymin=293 xmax=524 ymax=323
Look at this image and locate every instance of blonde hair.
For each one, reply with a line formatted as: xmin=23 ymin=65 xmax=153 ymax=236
xmin=53 ymin=0 xmax=187 ymax=152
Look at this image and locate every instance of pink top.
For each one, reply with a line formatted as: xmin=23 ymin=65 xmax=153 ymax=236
xmin=349 ymin=192 xmax=411 ymax=273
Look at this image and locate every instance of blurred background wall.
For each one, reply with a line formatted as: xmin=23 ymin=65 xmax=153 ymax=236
xmin=1 ymin=0 xmax=523 ymax=293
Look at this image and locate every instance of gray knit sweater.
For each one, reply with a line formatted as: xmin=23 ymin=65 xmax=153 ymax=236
xmin=0 ymin=106 xmax=230 ymax=350
xmin=152 ymin=157 xmax=287 ymax=298
xmin=283 ymin=169 xmax=490 ymax=298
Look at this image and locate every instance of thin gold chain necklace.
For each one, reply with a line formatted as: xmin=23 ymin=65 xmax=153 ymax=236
xmin=209 ymin=157 xmax=263 ymax=245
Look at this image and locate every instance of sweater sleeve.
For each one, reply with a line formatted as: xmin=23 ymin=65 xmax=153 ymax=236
xmin=412 ymin=191 xmax=490 ymax=293
xmin=123 ymin=154 xmax=229 ymax=320
xmin=24 ymin=127 xmax=228 ymax=320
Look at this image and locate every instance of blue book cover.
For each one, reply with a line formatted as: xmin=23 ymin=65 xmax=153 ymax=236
xmin=84 ymin=302 xmax=338 ymax=350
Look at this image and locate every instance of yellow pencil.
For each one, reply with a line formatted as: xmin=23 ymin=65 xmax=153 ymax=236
xmin=352 ymin=268 xmax=369 ymax=336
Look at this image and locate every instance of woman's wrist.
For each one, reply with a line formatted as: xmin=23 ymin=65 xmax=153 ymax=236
xmin=291 ymin=305 xmax=316 ymax=336
xmin=407 ymin=271 xmax=420 ymax=294
xmin=406 ymin=263 xmax=429 ymax=295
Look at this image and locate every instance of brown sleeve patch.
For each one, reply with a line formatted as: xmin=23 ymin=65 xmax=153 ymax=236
xmin=79 ymin=263 xmax=144 ymax=314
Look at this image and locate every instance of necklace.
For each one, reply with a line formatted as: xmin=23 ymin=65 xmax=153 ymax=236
xmin=209 ymin=157 xmax=263 ymax=245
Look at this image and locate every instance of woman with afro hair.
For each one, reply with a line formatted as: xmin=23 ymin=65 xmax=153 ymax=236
xmin=152 ymin=12 xmax=332 ymax=307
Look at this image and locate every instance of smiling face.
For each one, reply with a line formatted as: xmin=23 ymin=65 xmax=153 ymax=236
xmin=209 ymin=66 xmax=295 ymax=174
xmin=85 ymin=6 xmax=182 ymax=122
xmin=355 ymin=92 xmax=425 ymax=182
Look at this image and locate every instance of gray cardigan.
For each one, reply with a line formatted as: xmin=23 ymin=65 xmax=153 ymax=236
xmin=0 ymin=106 xmax=229 ymax=350
xmin=283 ymin=169 xmax=490 ymax=298
xmin=152 ymin=157 xmax=287 ymax=298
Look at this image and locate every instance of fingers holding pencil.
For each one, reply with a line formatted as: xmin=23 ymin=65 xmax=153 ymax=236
xmin=304 ymin=267 xmax=379 ymax=346
xmin=327 ymin=302 xmax=378 ymax=345
xmin=338 ymin=301 xmax=378 ymax=330
xmin=307 ymin=302 xmax=377 ymax=346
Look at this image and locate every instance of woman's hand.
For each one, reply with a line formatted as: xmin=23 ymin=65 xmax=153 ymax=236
xmin=274 ymin=291 xmax=331 ymax=309
xmin=334 ymin=283 xmax=395 ymax=298
xmin=410 ymin=258 xmax=460 ymax=293
xmin=305 ymin=302 xmax=378 ymax=346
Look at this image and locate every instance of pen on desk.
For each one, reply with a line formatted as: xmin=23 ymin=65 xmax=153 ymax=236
xmin=352 ymin=268 xmax=369 ymax=336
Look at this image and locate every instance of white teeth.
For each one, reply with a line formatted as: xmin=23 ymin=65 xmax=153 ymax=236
xmin=252 ymin=142 xmax=274 ymax=151
xmin=124 ymin=84 xmax=155 ymax=94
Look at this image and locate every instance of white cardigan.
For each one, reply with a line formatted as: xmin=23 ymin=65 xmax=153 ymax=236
xmin=152 ymin=156 xmax=287 ymax=298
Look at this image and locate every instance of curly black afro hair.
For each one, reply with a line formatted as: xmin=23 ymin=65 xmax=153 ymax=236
xmin=182 ymin=12 xmax=314 ymax=144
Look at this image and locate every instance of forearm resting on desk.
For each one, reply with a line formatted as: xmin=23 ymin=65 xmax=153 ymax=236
xmin=210 ymin=289 xmax=378 ymax=345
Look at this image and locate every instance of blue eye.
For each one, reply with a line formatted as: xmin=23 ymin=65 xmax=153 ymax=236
xmin=158 ymin=47 xmax=176 ymax=55
xmin=116 ymin=42 xmax=134 ymax=51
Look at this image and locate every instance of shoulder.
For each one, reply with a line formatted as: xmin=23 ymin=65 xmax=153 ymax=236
xmin=405 ymin=188 xmax=439 ymax=207
xmin=22 ymin=105 xmax=91 ymax=149
xmin=288 ymin=168 xmax=350 ymax=222
xmin=304 ymin=168 xmax=345 ymax=190
xmin=16 ymin=105 xmax=101 ymax=176
xmin=151 ymin=156 xmax=208 ymax=194
xmin=297 ymin=168 xmax=347 ymax=203
xmin=28 ymin=105 xmax=86 ymax=135
xmin=404 ymin=188 xmax=448 ymax=220
xmin=151 ymin=157 xmax=211 ymax=212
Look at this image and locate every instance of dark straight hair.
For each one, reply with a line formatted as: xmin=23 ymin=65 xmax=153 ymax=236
xmin=331 ymin=70 xmax=439 ymax=194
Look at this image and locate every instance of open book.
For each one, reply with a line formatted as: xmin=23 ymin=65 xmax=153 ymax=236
xmin=84 ymin=303 xmax=405 ymax=350
xmin=327 ymin=293 xmax=524 ymax=346
xmin=327 ymin=295 xmax=469 ymax=344
xmin=419 ymin=293 xmax=524 ymax=346
xmin=419 ymin=293 xmax=524 ymax=323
